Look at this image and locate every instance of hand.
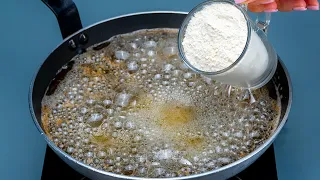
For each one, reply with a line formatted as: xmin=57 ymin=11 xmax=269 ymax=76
xmin=235 ymin=0 xmax=319 ymax=12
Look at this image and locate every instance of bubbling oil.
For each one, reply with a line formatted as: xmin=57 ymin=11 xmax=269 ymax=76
xmin=41 ymin=29 xmax=280 ymax=178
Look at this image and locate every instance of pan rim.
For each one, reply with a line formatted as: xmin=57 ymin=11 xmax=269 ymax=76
xmin=28 ymin=11 xmax=293 ymax=180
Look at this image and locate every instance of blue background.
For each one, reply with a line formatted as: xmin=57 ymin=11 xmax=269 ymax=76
xmin=1 ymin=0 xmax=319 ymax=179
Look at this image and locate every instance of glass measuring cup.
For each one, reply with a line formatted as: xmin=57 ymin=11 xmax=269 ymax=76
xmin=178 ymin=0 xmax=278 ymax=89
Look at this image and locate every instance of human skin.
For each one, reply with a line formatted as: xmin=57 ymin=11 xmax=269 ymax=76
xmin=234 ymin=0 xmax=319 ymax=12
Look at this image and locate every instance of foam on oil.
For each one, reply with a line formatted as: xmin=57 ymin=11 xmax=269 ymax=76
xmin=41 ymin=29 xmax=280 ymax=178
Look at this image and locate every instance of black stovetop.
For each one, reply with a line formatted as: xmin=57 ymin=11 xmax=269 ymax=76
xmin=42 ymin=145 xmax=278 ymax=180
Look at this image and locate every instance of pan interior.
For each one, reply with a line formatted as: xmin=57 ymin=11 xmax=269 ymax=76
xmin=41 ymin=28 xmax=281 ymax=178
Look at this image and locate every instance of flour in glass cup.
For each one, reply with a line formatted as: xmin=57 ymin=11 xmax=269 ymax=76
xmin=182 ymin=3 xmax=248 ymax=72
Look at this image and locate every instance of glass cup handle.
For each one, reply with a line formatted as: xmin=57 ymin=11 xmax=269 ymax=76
xmin=240 ymin=4 xmax=272 ymax=35
xmin=255 ymin=12 xmax=271 ymax=35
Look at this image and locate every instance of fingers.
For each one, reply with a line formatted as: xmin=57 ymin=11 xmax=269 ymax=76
xmin=264 ymin=2 xmax=279 ymax=11
xmin=248 ymin=3 xmax=265 ymax=12
xmin=287 ymin=0 xmax=307 ymax=10
xmin=251 ymin=0 xmax=274 ymax=5
xmin=276 ymin=0 xmax=302 ymax=11
xmin=248 ymin=2 xmax=278 ymax=12
xmin=305 ymin=0 xmax=320 ymax=9
xmin=237 ymin=0 xmax=319 ymax=11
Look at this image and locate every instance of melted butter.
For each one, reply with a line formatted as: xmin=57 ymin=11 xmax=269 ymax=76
xmin=41 ymin=29 xmax=282 ymax=177
xmin=186 ymin=137 xmax=204 ymax=148
xmin=91 ymin=135 xmax=111 ymax=144
xmin=90 ymin=134 xmax=128 ymax=151
xmin=158 ymin=103 xmax=195 ymax=128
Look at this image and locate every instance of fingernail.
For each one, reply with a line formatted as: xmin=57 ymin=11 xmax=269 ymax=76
xmin=261 ymin=0 xmax=274 ymax=5
xmin=307 ymin=6 xmax=319 ymax=10
xmin=234 ymin=0 xmax=246 ymax=4
xmin=264 ymin=9 xmax=278 ymax=12
xmin=293 ymin=7 xmax=307 ymax=11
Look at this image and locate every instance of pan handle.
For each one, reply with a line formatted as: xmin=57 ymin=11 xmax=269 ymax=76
xmin=42 ymin=0 xmax=83 ymax=39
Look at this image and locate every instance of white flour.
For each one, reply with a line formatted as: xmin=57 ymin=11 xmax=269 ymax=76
xmin=182 ymin=3 xmax=248 ymax=72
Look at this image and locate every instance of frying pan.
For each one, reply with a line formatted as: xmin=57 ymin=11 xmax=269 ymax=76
xmin=29 ymin=0 xmax=292 ymax=179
